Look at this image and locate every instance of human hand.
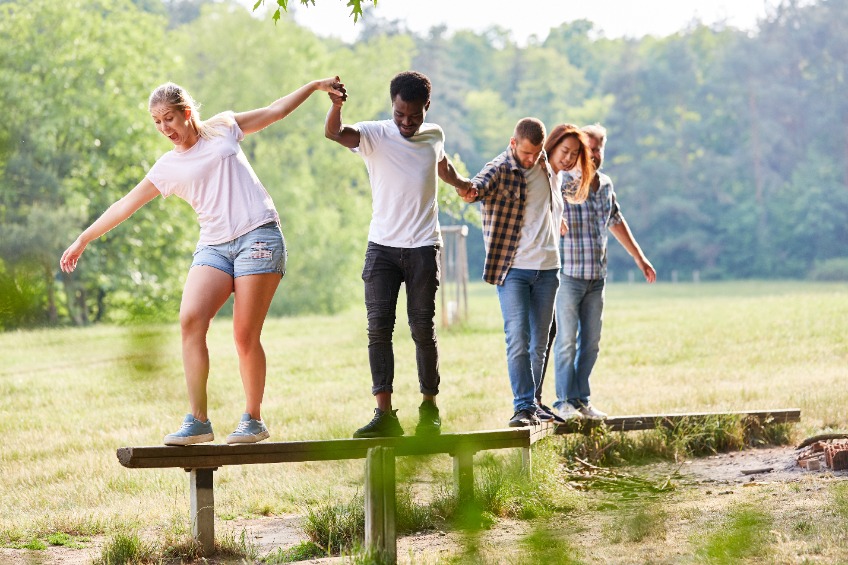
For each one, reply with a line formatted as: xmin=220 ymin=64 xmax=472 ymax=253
xmin=317 ymin=76 xmax=345 ymax=96
xmin=456 ymin=182 xmax=477 ymax=203
xmin=60 ymin=238 xmax=87 ymax=273
xmin=561 ymin=218 xmax=569 ymax=235
xmin=321 ymin=76 xmax=347 ymax=106
xmin=639 ymin=259 xmax=657 ymax=283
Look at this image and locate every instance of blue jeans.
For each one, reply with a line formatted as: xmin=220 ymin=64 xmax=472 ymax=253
xmin=552 ymin=275 xmax=605 ymax=410
xmin=496 ymin=268 xmax=559 ymax=412
xmin=362 ymin=242 xmax=441 ymax=396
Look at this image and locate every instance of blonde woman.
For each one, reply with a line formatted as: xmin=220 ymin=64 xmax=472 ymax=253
xmin=61 ymin=77 xmax=343 ymax=445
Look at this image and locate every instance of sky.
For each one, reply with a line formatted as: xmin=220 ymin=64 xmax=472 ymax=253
xmin=287 ymin=0 xmax=775 ymax=44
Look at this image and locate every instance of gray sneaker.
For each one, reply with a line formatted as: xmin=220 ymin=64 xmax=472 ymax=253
xmin=164 ymin=414 xmax=214 ymax=446
xmin=577 ymin=402 xmax=608 ymax=420
xmin=554 ymin=404 xmax=584 ymax=421
xmin=226 ymin=413 xmax=270 ymax=444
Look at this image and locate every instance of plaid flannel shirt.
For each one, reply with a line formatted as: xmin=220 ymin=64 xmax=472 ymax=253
xmin=472 ymin=147 xmax=561 ymax=285
xmin=560 ymin=170 xmax=623 ymax=280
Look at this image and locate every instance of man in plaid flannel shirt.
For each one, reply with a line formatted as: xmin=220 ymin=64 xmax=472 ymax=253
xmin=464 ymin=118 xmax=566 ymax=428
xmin=551 ymin=124 xmax=656 ymax=422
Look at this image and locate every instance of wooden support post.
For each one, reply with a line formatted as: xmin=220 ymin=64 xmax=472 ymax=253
xmin=452 ymin=449 xmax=474 ymax=502
xmin=365 ymin=447 xmax=396 ymax=564
xmin=521 ymin=446 xmax=532 ymax=477
xmin=189 ymin=468 xmax=215 ymax=556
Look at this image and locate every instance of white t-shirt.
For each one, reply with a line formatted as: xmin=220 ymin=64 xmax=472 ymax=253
xmin=352 ymin=120 xmax=446 ymax=248
xmin=511 ymin=161 xmax=561 ymax=270
xmin=146 ymin=112 xmax=279 ymax=246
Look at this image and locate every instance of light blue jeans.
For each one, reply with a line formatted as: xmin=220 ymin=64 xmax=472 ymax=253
xmin=553 ymin=275 xmax=605 ymax=410
xmin=496 ymin=268 xmax=559 ymax=412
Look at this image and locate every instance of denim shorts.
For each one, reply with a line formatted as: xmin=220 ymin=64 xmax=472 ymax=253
xmin=191 ymin=222 xmax=286 ymax=278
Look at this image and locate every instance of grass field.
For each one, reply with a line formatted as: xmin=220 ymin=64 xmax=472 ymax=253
xmin=1 ymin=280 xmax=847 ymax=563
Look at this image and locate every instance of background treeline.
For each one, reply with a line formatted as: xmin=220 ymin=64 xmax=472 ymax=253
xmin=1 ymin=0 xmax=846 ymax=329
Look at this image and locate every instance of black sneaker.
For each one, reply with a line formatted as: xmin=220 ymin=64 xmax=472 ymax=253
xmin=353 ymin=408 xmax=404 ymax=438
xmin=534 ymin=404 xmax=554 ymax=423
xmin=508 ymin=408 xmax=539 ymax=428
xmin=415 ymin=400 xmax=442 ymax=436
xmin=538 ymin=403 xmax=567 ymax=424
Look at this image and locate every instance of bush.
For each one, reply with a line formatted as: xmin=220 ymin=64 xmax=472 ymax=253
xmin=809 ymin=257 xmax=848 ymax=281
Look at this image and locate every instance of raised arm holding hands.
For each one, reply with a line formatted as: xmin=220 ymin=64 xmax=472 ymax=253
xmin=237 ymin=77 xmax=344 ymax=135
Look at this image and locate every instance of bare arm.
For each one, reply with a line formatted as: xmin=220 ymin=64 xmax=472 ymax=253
xmin=324 ymin=85 xmax=361 ymax=149
xmin=235 ymin=77 xmax=343 ymax=136
xmin=609 ymin=219 xmax=656 ymax=283
xmin=438 ymin=156 xmax=476 ymax=200
xmin=60 ymin=178 xmax=160 ymax=273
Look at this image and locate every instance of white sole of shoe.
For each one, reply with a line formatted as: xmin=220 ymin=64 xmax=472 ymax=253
xmin=225 ymin=430 xmax=270 ymax=445
xmin=164 ymin=432 xmax=214 ymax=446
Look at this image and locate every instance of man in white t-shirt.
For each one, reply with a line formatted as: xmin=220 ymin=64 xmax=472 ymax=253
xmin=325 ymin=71 xmax=473 ymax=438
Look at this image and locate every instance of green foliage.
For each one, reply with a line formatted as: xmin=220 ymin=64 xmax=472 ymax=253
xmin=810 ymin=258 xmax=848 ymax=281
xmin=254 ymin=0 xmax=377 ymax=25
xmin=0 ymin=0 xmax=194 ymax=326
xmin=562 ymin=415 xmax=794 ymax=467
xmin=4 ymin=0 xmax=848 ymax=324
xmin=303 ymin=492 xmax=365 ymax=555
xmin=96 ymin=532 xmax=155 ymax=564
xmin=0 ymin=268 xmax=44 ymax=330
xmin=265 ymin=540 xmax=327 ymax=563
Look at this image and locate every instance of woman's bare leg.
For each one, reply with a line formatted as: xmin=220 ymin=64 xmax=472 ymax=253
xmin=179 ymin=266 xmax=234 ymax=421
xmin=232 ymin=273 xmax=281 ymax=420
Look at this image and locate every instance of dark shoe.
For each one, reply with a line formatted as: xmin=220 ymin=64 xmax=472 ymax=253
xmin=415 ymin=400 xmax=441 ymax=436
xmin=538 ymin=403 xmax=567 ymax=424
xmin=508 ymin=408 xmax=539 ymax=428
xmin=353 ymin=408 xmax=404 ymax=438
xmin=534 ymin=404 xmax=554 ymax=423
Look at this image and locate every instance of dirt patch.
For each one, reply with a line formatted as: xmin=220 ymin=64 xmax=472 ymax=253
xmin=651 ymin=445 xmax=848 ymax=485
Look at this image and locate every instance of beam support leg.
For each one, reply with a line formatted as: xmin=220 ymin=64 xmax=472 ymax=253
xmin=453 ymin=449 xmax=474 ymax=503
xmin=189 ymin=468 xmax=215 ymax=556
xmin=365 ymin=446 xmax=396 ymax=564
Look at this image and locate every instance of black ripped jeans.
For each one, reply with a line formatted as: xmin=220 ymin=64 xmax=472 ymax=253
xmin=362 ymin=242 xmax=441 ymax=396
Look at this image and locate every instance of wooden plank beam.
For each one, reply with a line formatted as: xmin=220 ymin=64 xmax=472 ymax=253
xmin=117 ymin=429 xmax=531 ymax=470
xmin=554 ymin=409 xmax=801 ymax=435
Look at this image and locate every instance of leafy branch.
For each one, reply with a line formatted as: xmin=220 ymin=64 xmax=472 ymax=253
xmin=253 ymin=0 xmax=378 ymax=24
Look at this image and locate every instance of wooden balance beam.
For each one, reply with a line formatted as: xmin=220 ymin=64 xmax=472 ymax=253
xmin=116 ymin=408 xmax=799 ymax=562
xmin=117 ymin=429 xmax=534 ymax=561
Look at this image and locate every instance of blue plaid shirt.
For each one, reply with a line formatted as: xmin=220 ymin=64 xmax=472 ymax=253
xmin=560 ymin=171 xmax=623 ymax=280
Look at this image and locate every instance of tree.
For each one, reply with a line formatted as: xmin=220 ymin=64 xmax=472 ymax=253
xmin=0 ymin=0 xmax=195 ymax=326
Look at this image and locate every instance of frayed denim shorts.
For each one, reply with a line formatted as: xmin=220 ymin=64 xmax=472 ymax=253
xmin=191 ymin=222 xmax=286 ymax=278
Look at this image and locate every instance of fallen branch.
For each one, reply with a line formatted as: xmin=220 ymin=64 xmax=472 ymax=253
xmin=796 ymin=433 xmax=848 ymax=449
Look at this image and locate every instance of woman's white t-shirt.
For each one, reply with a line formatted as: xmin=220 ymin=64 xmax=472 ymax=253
xmin=146 ymin=112 xmax=279 ymax=246
xmin=352 ymin=120 xmax=446 ymax=248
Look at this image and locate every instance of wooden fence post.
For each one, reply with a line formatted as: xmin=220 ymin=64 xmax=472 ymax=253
xmin=189 ymin=468 xmax=215 ymax=556
xmin=365 ymin=446 xmax=396 ymax=563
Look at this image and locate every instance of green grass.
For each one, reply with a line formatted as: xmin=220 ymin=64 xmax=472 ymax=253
xmin=1 ymin=280 xmax=847 ymax=563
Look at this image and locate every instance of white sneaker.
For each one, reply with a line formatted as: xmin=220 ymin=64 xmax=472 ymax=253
xmin=577 ymin=402 xmax=608 ymax=420
xmin=554 ymin=404 xmax=584 ymax=421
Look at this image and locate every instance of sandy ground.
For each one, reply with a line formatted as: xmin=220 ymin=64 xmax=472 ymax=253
xmin=2 ymin=446 xmax=844 ymax=564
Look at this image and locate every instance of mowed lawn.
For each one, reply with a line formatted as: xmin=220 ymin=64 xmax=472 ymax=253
xmin=1 ymin=280 xmax=846 ymax=560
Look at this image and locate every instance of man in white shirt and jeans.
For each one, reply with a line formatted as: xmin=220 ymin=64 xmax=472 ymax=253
xmin=325 ymin=71 xmax=473 ymax=438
